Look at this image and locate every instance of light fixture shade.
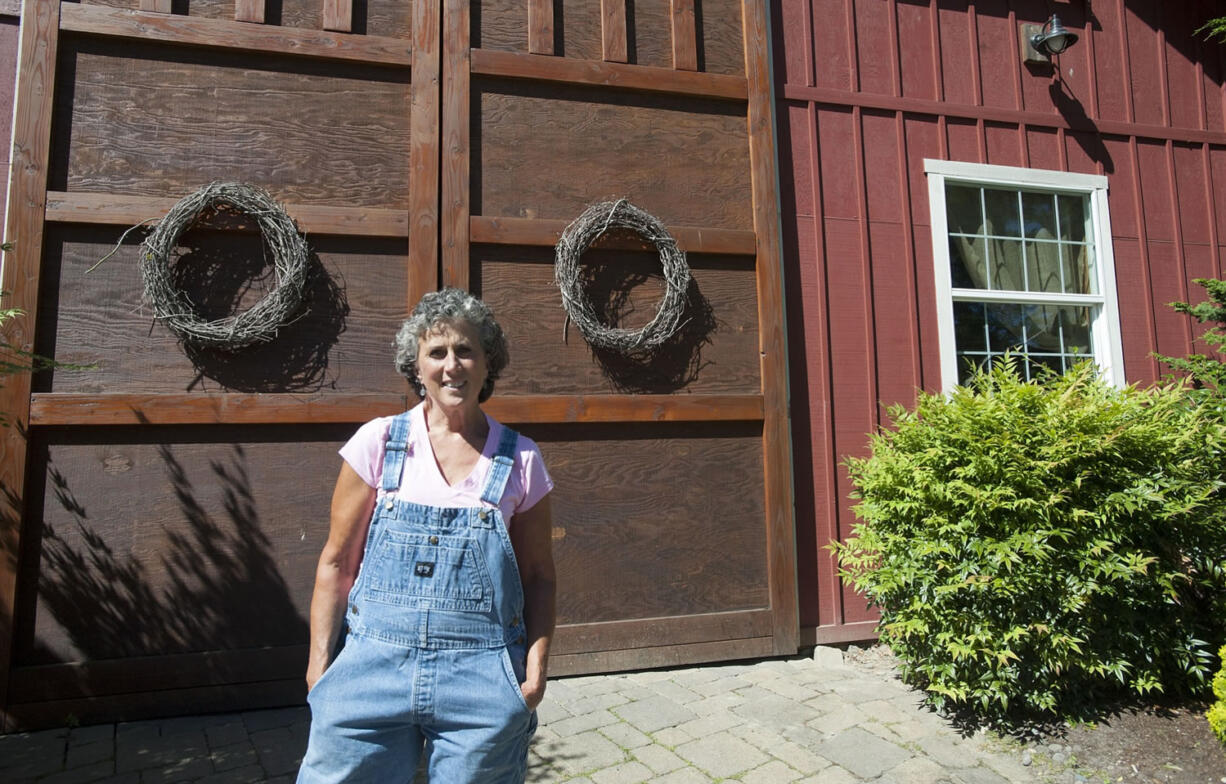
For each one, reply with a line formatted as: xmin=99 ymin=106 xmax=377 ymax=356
xmin=1031 ymin=13 xmax=1079 ymax=56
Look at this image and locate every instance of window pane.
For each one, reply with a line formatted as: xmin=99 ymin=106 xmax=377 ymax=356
xmin=1058 ymin=194 xmax=1088 ymax=243
xmin=949 ymin=236 xmax=986 ymax=288
xmin=991 ymin=239 xmax=1025 ymax=290
xmin=986 ymin=303 xmax=1025 ymax=351
xmin=1026 ymin=239 xmax=1063 ymax=292
xmin=984 ymin=189 xmax=1023 ymax=237
xmin=946 ymin=184 xmax=983 ymax=234
xmin=1022 ymin=192 xmax=1057 ymax=238
xmin=957 ymin=353 xmax=990 ymax=385
xmin=1058 ymin=306 xmax=1092 ymax=355
xmin=1061 ymin=243 xmax=1096 ymax=295
xmin=1025 ymin=305 xmax=1063 ymax=351
xmin=953 ymin=301 xmax=987 ymax=351
xmin=1029 ymin=355 xmax=1065 ymax=379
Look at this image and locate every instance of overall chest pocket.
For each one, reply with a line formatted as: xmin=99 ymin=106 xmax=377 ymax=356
xmin=365 ymin=530 xmax=494 ymax=612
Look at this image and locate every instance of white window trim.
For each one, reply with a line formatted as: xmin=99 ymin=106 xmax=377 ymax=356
xmin=923 ymin=159 xmax=1126 ymax=393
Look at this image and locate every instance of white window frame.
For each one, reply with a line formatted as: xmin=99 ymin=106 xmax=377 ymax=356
xmin=923 ymin=159 xmax=1125 ymax=392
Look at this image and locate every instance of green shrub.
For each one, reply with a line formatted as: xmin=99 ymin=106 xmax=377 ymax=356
xmin=834 ymin=359 xmax=1226 ymax=718
xmin=1156 ymin=277 xmax=1226 ymax=396
xmin=1210 ymin=645 xmax=1226 ymax=746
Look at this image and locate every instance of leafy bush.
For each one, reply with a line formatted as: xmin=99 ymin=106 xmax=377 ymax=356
xmin=834 ymin=359 xmax=1226 ymax=718
xmin=1210 ymin=644 xmax=1226 ymax=746
xmin=1156 ymin=277 xmax=1226 ymax=396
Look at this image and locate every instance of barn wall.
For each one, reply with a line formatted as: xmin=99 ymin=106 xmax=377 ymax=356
xmin=773 ymin=0 xmax=1226 ymax=638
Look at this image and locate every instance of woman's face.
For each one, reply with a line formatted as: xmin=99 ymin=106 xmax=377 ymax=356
xmin=417 ymin=320 xmax=488 ymax=409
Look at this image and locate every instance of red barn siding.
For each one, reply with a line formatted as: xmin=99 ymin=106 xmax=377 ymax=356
xmin=774 ymin=0 xmax=1226 ymax=641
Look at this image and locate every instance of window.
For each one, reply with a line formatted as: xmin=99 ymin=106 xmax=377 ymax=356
xmin=924 ymin=160 xmax=1125 ymax=392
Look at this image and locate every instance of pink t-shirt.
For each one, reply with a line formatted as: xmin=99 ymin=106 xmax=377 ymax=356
xmin=339 ymin=404 xmax=554 ymax=528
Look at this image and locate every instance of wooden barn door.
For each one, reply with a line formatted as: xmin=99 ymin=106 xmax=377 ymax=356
xmin=1 ymin=0 xmax=438 ymax=729
xmin=1 ymin=0 xmax=794 ymax=729
xmin=436 ymin=0 xmax=798 ymax=675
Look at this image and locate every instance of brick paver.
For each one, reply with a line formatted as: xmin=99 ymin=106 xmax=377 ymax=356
xmin=0 ymin=647 xmax=1061 ymax=783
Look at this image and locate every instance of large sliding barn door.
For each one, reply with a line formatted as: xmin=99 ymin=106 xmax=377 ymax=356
xmin=437 ymin=0 xmax=797 ymax=675
xmin=0 ymin=0 xmax=437 ymax=730
xmin=0 ymin=0 xmax=794 ymax=730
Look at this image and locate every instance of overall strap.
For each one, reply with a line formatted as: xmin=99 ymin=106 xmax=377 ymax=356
xmin=380 ymin=412 xmax=413 ymax=493
xmin=480 ymin=424 xmax=521 ymax=505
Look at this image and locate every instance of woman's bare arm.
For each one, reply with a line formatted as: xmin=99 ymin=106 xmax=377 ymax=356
xmin=305 ymin=462 xmax=377 ymax=690
xmin=510 ymin=495 xmax=556 ymax=710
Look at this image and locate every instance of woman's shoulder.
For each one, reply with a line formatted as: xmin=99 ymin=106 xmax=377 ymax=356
xmin=486 ymin=415 xmax=543 ymax=460
xmin=350 ymin=414 xmax=398 ymax=443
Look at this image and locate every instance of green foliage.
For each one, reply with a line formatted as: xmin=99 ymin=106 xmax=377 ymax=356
xmin=834 ymin=359 xmax=1226 ymax=719
xmin=1210 ymin=645 xmax=1226 ymax=746
xmin=1155 ymin=278 xmax=1226 ymax=396
xmin=1198 ymin=17 xmax=1226 ymax=44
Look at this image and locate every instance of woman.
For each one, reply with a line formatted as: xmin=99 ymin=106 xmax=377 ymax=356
xmin=297 ymin=288 xmax=556 ymax=783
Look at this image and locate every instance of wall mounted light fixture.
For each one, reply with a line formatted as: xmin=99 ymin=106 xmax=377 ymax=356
xmin=1021 ymin=14 xmax=1079 ymax=64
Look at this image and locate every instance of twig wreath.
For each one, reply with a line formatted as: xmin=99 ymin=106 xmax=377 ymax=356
xmin=139 ymin=182 xmax=310 ymax=350
xmin=554 ymin=199 xmax=691 ymax=354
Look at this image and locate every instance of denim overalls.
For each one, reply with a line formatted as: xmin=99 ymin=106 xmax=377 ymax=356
xmin=298 ymin=413 xmax=537 ymax=783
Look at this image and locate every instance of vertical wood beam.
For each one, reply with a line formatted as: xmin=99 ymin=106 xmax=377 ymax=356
xmin=235 ymin=0 xmax=264 ymax=24
xmin=601 ymin=0 xmax=627 ymax=63
xmin=139 ymin=0 xmax=173 ymax=13
xmin=742 ymin=0 xmax=798 ymax=655
xmin=410 ymin=0 xmax=441 ymax=303
xmin=670 ymin=0 xmax=697 ymax=71
xmin=0 ymin=0 xmax=60 ymax=729
xmin=441 ymin=0 xmax=471 ymax=290
xmin=322 ymin=0 xmax=352 ymax=32
xmin=1128 ymin=135 xmax=1159 ymax=377
xmin=528 ymin=0 xmax=553 ymax=55
xmin=806 ymin=102 xmax=842 ymax=629
xmin=928 ymin=0 xmax=942 ymax=102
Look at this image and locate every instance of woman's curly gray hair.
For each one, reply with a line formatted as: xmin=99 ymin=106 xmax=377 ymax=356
xmin=394 ymin=288 xmax=509 ymax=403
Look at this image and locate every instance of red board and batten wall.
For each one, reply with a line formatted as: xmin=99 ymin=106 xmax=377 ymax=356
xmin=773 ymin=0 xmax=1226 ymax=641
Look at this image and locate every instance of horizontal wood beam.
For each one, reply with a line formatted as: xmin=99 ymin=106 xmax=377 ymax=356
xmin=4 ymin=680 xmax=305 ymax=732
xmin=552 ymin=609 xmax=773 ymax=656
xmin=29 ymin=393 xmax=409 ymax=426
xmin=471 ymin=48 xmax=747 ymax=101
xmin=550 ymin=636 xmax=775 ymax=677
xmin=471 ymin=215 xmax=758 ymax=255
xmin=45 ymin=191 xmax=409 ymax=238
xmin=0 ymin=0 xmax=20 ymax=18
xmin=10 ymin=646 xmax=307 ymax=703
xmin=29 ymin=393 xmax=764 ymax=426
xmin=485 ymin=394 xmax=763 ymax=424
xmin=782 ymin=83 xmax=1226 ymax=147
xmin=804 ymin=620 xmax=879 ymax=647
xmin=59 ymin=3 xmax=412 ymax=68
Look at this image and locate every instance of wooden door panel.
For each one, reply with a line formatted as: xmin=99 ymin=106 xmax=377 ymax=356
xmin=533 ymin=421 xmax=768 ymax=625
xmin=36 ymin=228 xmax=409 ymax=395
xmin=16 ymin=427 xmax=344 ymax=666
xmin=77 ymin=0 xmax=414 ymax=37
xmin=473 ymin=78 xmax=752 ymax=230
xmin=473 ymin=0 xmax=745 ymax=75
xmin=476 ymin=245 xmax=761 ymax=395
xmin=52 ymin=37 xmax=411 ymax=205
